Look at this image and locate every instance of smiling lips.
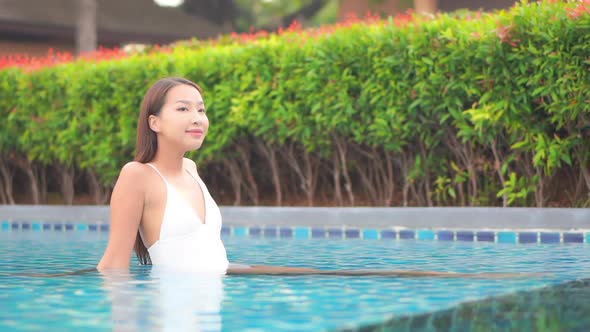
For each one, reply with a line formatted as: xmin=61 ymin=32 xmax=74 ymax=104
xmin=187 ymin=129 xmax=204 ymax=137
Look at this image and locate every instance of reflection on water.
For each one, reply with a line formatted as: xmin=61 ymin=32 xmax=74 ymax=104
xmin=339 ymin=278 xmax=590 ymax=332
xmin=101 ymin=267 xmax=224 ymax=331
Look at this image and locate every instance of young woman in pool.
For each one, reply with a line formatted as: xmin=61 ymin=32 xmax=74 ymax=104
xmin=96 ymin=76 xmax=320 ymax=274
xmin=95 ymin=77 xmax=530 ymax=278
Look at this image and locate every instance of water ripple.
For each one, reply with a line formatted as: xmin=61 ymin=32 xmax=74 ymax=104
xmin=1 ymin=232 xmax=589 ymax=331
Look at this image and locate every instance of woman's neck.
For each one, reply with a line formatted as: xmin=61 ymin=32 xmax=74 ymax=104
xmin=150 ymin=142 xmax=185 ymax=175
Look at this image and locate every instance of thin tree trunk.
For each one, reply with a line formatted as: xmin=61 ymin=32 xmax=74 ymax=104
xmin=87 ymin=170 xmax=110 ymax=204
xmin=535 ymin=165 xmax=544 ymax=208
xmin=333 ymin=135 xmax=355 ymax=205
xmin=575 ymin=146 xmax=590 ymax=199
xmin=357 ymin=161 xmax=378 ymax=205
xmin=0 ymin=157 xmax=15 ymax=204
xmin=418 ymin=141 xmax=433 ymax=206
xmin=447 ymin=133 xmax=478 ymax=206
xmin=26 ymin=165 xmax=40 ymax=204
xmin=303 ymin=150 xmax=319 ymax=206
xmin=223 ymin=158 xmax=242 ymax=205
xmin=468 ymin=163 xmax=477 ymax=206
xmin=398 ymin=151 xmax=414 ymax=207
xmin=519 ymin=152 xmax=542 ymax=207
xmin=402 ymin=148 xmax=424 ymax=206
xmin=382 ymin=150 xmax=395 ymax=206
xmin=268 ymin=147 xmax=282 ymax=205
xmin=57 ymin=165 xmax=75 ymax=205
xmin=281 ymin=143 xmax=319 ymax=206
xmin=352 ymin=145 xmax=378 ymax=204
xmin=491 ymin=139 xmax=508 ymax=207
xmin=581 ymin=167 xmax=590 ymax=201
xmin=255 ymin=140 xmax=282 ymax=206
xmin=15 ymin=158 xmax=41 ymax=204
xmin=410 ymin=180 xmax=422 ymax=206
xmin=0 ymin=173 xmax=6 ymax=204
xmin=332 ymin=153 xmax=343 ymax=206
xmin=352 ymin=145 xmax=395 ymax=206
xmin=570 ymin=167 xmax=584 ymax=202
xmin=521 ymin=151 xmax=545 ymax=207
xmin=456 ymin=171 xmax=466 ymax=206
xmin=236 ymin=145 xmax=259 ymax=205
xmin=76 ymin=0 xmax=97 ymax=54
xmin=34 ymin=164 xmax=47 ymax=204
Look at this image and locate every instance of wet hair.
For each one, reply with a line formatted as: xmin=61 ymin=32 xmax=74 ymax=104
xmin=133 ymin=77 xmax=203 ymax=265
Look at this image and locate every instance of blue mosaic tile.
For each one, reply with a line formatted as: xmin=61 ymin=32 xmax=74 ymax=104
xmin=249 ymin=227 xmax=262 ymax=237
xmin=279 ymin=228 xmax=293 ymax=238
xmin=328 ymin=229 xmax=343 ymax=239
xmin=437 ymin=230 xmax=454 ymax=241
xmin=2 ymin=221 xmax=10 ymax=230
xmin=21 ymin=222 xmax=30 ymax=230
xmin=399 ymin=230 xmax=415 ymax=240
xmin=380 ymin=230 xmax=396 ymax=239
xmin=65 ymin=224 xmax=74 ymax=231
xmin=43 ymin=223 xmax=52 ymax=230
xmin=88 ymin=224 xmax=98 ymax=231
xmin=32 ymin=223 xmax=42 ymax=231
xmin=519 ymin=232 xmax=538 ymax=244
xmin=220 ymin=226 xmax=230 ymax=236
xmin=263 ymin=227 xmax=277 ymax=238
xmin=456 ymin=231 xmax=474 ymax=242
xmin=363 ymin=229 xmax=379 ymax=240
xmin=234 ymin=227 xmax=248 ymax=237
xmin=497 ymin=232 xmax=517 ymax=244
xmin=476 ymin=231 xmax=495 ymax=242
xmin=99 ymin=224 xmax=109 ymax=232
xmin=345 ymin=229 xmax=360 ymax=239
xmin=417 ymin=230 xmax=435 ymax=240
xmin=54 ymin=224 xmax=63 ymax=231
xmin=587 ymin=233 xmax=590 ymax=244
xmin=311 ymin=228 xmax=326 ymax=238
xmin=76 ymin=224 xmax=88 ymax=231
xmin=295 ymin=227 xmax=310 ymax=239
xmin=11 ymin=223 xmax=19 ymax=230
xmin=564 ymin=232 xmax=584 ymax=243
xmin=540 ymin=232 xmax=560 ymax=244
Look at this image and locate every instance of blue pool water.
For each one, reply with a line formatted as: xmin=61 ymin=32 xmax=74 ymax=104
xmin=1 ymin=230 xmax=589 ymax=331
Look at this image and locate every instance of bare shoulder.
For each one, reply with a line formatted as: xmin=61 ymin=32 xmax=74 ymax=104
xmin=183 ymin=157 xmax=198 ymax=172
xmin=116 ymin=162 xmax=152 ymax=190
xmin=120 ymin=161 xmax=150 ymax=178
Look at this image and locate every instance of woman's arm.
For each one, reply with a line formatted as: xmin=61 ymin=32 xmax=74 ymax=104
xmin=97 ymin=162 xmax=146 ymax=271
xmin=226 ymin=265 xmax=544 ymax=278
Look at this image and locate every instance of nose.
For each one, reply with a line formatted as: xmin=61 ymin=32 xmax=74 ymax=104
xmin=191 ymin=108 xmax=200 ymax=124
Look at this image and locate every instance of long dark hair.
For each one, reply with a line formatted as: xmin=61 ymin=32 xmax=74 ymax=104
xmin=133 ymin=77 xmax=203 ymax=265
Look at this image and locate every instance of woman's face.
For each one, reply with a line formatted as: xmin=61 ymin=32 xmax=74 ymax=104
xmin=149 ymin=84 xmax=209 ymax=151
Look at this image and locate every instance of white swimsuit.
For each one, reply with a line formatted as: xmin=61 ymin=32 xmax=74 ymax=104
xmin=139 ymin=163 xmax=229 ymax=274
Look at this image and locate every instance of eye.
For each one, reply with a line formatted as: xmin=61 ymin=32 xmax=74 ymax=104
xmin=177 ymin=107 xmax=189 ymax=112
xmin=198 ymin=108 xmax=206 ymax=113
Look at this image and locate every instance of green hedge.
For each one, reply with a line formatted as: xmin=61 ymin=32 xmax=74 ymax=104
xmin=0 ymin=0 xmax=589 ymax=207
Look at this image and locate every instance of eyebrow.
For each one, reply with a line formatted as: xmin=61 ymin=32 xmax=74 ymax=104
xmin=175 ymin=99 xmax=204 ymax=106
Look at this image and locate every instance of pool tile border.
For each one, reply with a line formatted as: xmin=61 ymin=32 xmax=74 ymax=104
xmin=2 ymin=219 xmax=590 ymax=244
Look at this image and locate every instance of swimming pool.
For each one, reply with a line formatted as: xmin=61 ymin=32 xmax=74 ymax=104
xmin=2 ymin=225 xmax=590 ymax=331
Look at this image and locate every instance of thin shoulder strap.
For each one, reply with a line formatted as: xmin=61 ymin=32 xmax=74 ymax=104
xmin=184 ymin=168 xmax=200 ymax=182
xmin=146 ymin=163 xmax=168 ymax=185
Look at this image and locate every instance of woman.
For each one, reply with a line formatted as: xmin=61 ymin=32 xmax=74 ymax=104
xmin=96 ymin=77 xmax=529 ymax=279
xmin=97 ymin=76 xmax=317 ymax=274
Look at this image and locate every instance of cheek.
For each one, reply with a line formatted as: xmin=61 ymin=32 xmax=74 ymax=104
xmin=203 ymin=115 xmax=210 ymax=131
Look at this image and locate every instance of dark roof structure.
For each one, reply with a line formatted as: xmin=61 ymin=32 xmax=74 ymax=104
xmin=0 ymin=0 xmax=225 ymax=50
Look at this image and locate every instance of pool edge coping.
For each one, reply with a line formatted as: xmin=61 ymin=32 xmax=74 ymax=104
xmin=1 ymin=205 xmax=589 ymax=229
